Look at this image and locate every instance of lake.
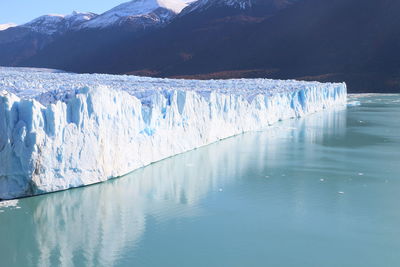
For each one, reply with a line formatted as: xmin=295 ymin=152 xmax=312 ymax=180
xmin=0 ymin=94 xmax=399 ymax=267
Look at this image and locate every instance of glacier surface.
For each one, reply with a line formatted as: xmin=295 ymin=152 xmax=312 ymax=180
xmin=0 ymin=68 xmax=347 ymax=199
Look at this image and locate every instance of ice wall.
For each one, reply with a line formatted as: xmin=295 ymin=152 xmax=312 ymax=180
xmin=0 ymin=68 xmax=347 ymax=199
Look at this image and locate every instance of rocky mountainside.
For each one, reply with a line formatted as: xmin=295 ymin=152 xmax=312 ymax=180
xmin=181 ymin=0 xmax=298 ymax=14
xmin=0 ymin=0 xmax=190 ymax=66
xmin=0 ymin=23 xmax=17 ymax=31
xmin=80 ymin=0 xmax=188 ymax=29
xmin=1 ymin=0 xmax=400 ymax=93
xmin=20 ymin=0 xmax=296 ymax=74
xmin=22 ymin=12 xmax=97 ymax=34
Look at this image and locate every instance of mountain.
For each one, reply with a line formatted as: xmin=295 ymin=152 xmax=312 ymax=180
xmin=169 ymin=0 xmax=399 ymax=93
xmin=65 ymin=0 xmax=397 ymax=93
xmin=2 ymin=0 xmax=400 ymax=93
xmin=22 ymin=12 xmax=97 ymax=34
xmin=20 ymin=0 xmax=296 ymax=74
xmin=0 ymin=23 xmax=17 ymax=31
xmin=181 ymin=0 xmax=297 ymax=14
xmin=0 ymin=0 xmax=190 ymax=66
xmin=81 ymin=0 xmax=188 ymax=29
xmin=0 ymin=12 xmax=97 ymax=66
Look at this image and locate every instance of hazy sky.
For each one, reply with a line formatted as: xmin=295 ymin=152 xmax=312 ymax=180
xmin=0 ymin=0 xmax=128 ymax=25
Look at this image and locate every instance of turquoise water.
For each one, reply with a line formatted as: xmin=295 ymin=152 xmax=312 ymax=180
xmin=0 ymin=94 xmax=399 ymax=267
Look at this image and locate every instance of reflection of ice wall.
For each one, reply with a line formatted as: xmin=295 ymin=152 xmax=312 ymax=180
xmin=0 ymin=68 xmax=347 ymax=199
xmin=254 ymin=107 xmax=347 ymax=167
xmin=0 ymin=108 xmax=348 ymax=267
xmin=11 ymin=134 xmax=260 ymax=267
xmin=32 ymin=184 xmax=146 ymax=267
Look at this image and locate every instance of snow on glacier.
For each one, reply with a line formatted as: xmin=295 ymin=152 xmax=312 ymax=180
xmin=0 ymin=68 xmax=347 ymax=199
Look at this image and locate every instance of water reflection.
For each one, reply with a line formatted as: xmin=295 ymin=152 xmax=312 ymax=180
xmin=0 ymin=108 xmax=348 ymax=267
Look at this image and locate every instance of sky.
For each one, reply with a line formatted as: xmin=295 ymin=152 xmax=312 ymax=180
xmin=0 ymin=0 xmax=128 ymax=25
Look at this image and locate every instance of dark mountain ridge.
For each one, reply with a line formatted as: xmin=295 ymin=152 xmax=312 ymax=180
xmin=2 ymin=0 xmax=400 ymax=93
xmin=20 ymin=0 xmax=301 ymax=73
xmin=0 ymin=0 xmax=188 ymax=67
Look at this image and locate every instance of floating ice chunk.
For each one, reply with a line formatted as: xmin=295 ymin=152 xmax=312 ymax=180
xmin=347 ymin=101 xmax=361 ymax=107
xmin=0 ymin=200 xmax=19 ymax=208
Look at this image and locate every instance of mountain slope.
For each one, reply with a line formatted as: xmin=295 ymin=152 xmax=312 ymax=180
xmin=81 ymin=0 xmax=188 ymax=29
xmin=0 ymin=23 xmax=17 ymax=31
xmin=181 ymin=0 xmax=297 ymax=14
xmin=23 ymin=12 xmax=97 ymax=34
xmin=0 ymin=12 xmax=97 ymax=66
xmin=22 ymin=0 xmax=295 ymax=73
xmin=78 ymin=0 xmax=399 ymax=92
xmin=0 ymin=0 xmax=189 ymax=67
xmin=7 ymin=0 xmax=400 ymax=92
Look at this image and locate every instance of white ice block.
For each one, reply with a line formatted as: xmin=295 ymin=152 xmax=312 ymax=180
xmin=0 ymin=68 xmax=347 ymax=199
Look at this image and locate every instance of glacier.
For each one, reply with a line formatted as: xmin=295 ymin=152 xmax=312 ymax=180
xmin=0 ymin=68 xmax=347 ymax=199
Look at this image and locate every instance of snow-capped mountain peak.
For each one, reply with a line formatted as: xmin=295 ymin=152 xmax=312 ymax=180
xmin=180 ymin=0 xmax=295 ymax=15
xmin=65 ymin=11 xmax=98 ymax=25
xmin=108 ymin=0 xmax=188 ymax=15
xmin=181 ymin=0 xmax=253 ymax=14
xmin=0 ymin=23 xmax=17 ymax=31
xmin=22 ymin=12 xmax=98 ymax=34
xmin=23 ymin=14 xmax=65 ymax=34
xmin=2 ymin=0 xmax=194 ymax=34
xmin=81 ymin=0 xmax=189 ymax=29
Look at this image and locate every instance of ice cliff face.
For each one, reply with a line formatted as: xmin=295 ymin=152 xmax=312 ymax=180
xmin=0 ymin=68 xmax=347 ymax=199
